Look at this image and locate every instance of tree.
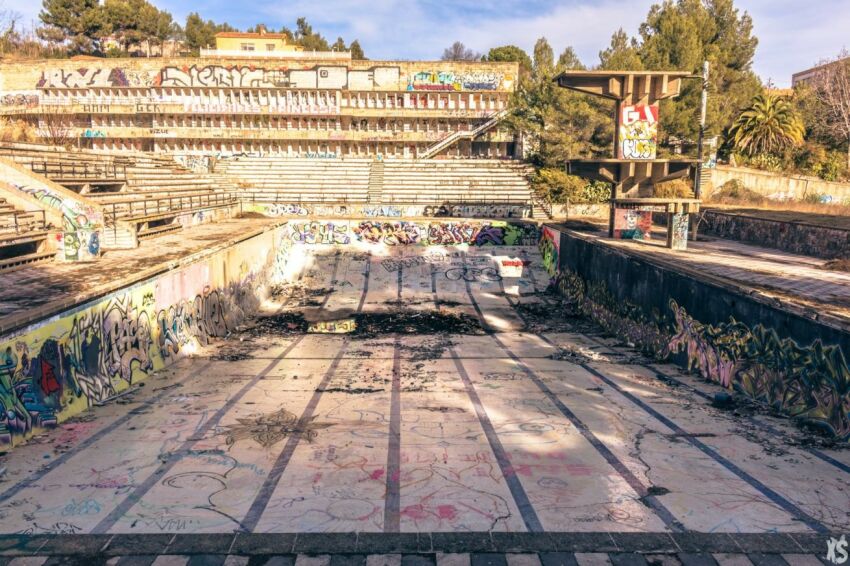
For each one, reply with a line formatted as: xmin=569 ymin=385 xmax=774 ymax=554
xmin=556 ymin=47 xmax=585 ymax=72
xmin=532 ymin=37 xmax=554 ymax=79
xmin=331 ymin=36 xmax=345 ymax=52
xmin=507 ymin=37 xmax=611 ymax=167
xmin=38 ymin=0 xmax=110 ymax=54
xmin=638 ymin=0 xmax=761 ymax=142
xmin=183 ymin=12 xmax=232 ymax=55
xmin=441 ymin=41 xmax=480 ymax=61
xmin=349 ymin=39 xmax=365 ymax=60
xmin=809 ymin=52 xmax=850 ymax=168
xmin=598 ymin=28 xmax=643 ymax=71
xmin=486 ymin=45 xmax=532 ymax=77
xmin=293 ymin=17 xmax=329 ymax=51
xmin=728 ymin=92 xmax=804 ymax=156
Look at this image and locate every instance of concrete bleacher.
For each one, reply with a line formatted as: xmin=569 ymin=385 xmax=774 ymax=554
xmin=216 ymin=157 xmax=372 ymax=203
xmin=215 ymin=157 xmax=535 ymax=210
xmin=381 ymin=160 xmax=533 ymax=205
xmin=0 ymin=193 xmax=55 ymax=271
xmin=0 ymin=145 xmax=240 ymax=248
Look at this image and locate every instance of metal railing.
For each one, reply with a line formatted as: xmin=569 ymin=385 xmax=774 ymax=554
xmin=0 ymin=210 xmax=47 ymax=236
xmin=30 ymin=160 xmax=127 ymax=180
xmin=104 ymin=192 xmax=238 ymax=226
xmin=199 ymin=48 xmax=351 ymax=60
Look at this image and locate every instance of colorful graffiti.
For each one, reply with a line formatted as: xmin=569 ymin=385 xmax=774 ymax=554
xmin=157 ymin=65 xmax=402 ymax=91
xmin=287 ymin=221 xmax=351 ymax=244
xmin=13 ymin=183 xmax=101 ymax=232
xmin=670 ymin=213 xmax=689 ymax=250
xmin=352 ymin=220 xmax=538 ymax=246
xmin=668 ymin=300 xmax=850 ymax=440
xmin=0 ymin=227 xmax=287 ymax=451
xmin=613 ymin=209 xmax=652 ymax=240
xmin=618 ymin=104 xmax=659 ymax=160
xmin=539 ymin=226 xmax=560 ymax=276
xmin=244 ymin=203 xmax=530 ymax=220
xmin=543 ymin=225 xmax=850 ymax=441
xmin=407 ymin=71 xmax=504 ymax=91
xmin=63 ymin=230 xmax=100 ymax=261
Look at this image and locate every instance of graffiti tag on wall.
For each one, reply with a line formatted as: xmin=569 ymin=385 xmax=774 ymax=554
xmin=0 ymin=228 xmax=287 ymax=451
xmin=618 ymin=104 xmax=658 ymax=160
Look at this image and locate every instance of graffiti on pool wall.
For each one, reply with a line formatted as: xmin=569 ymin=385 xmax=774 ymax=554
xmin=0 ymin=229 xmax=288 ymax=451
xmin=354 ymin=221 xmax=539 ymax=246
xmin=287 ymin=221 xmax=351 ymax=244
xmin=543 ymin=222 xmax=850 ymax=442
xmin=668 ymin=300 xmax=850 ymax=439
xmin=539 ymin=227 xmax=560 ymax=276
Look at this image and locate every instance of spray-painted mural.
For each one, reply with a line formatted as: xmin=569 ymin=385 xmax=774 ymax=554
xmin=0 ymin=226 xmax=289 ymax=452
xmin=539 ymin=226 xmax=560 ymax=276
xmin=407 ymin=71 xmax=506 ymax=92
xmin=613 ymin=209 xmax=652 ymax=240
xmin=669 ymin=300 xmax=850 ymax=439
xmin=544 ymin=224 xmax=850 ymax=441
xmin=245 ymin=202 xmax=531 ymax=219
xmin=157 ymin=65 xmax=403 ymax=90
xmin=9 ymin=180 xmax=103 ymax=261
xmin=618 ymin=104 xmax=659 ymax=160
xmin=282 ymin=219 xmax=538 ymax=247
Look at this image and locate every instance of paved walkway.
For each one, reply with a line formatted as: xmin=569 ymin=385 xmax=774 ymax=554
xmin=0 ymin=246 xmax=846 ymax=561
xmin=0 ymin=218 xmax=283 ymax=334
xmin=569 ymin=226 xmax=850 ymax=329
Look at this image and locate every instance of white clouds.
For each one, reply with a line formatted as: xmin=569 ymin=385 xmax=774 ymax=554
xmin=740 ymin=0 xmax=850 ymax=85
xmin=259 ymin=0 xmax=655 ymax=64
xmin=5 ymin=0 xmax=849 ymax=87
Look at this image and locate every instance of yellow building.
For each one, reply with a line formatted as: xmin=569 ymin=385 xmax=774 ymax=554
xmin=214 ymin=28 xmax=304 ymax=55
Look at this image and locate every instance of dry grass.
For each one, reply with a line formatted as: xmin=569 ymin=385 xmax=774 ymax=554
xmin=821 ymin=259 xmax=850 ymax=272
xmin=704 ymin=179 xmax=850 ymax=230
xmin=704 ymin=203 xmax=850 ymax=230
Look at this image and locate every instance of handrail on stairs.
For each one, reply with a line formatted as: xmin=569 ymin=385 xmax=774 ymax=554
xmin=417 ymin=109 xmax=509 ymax=159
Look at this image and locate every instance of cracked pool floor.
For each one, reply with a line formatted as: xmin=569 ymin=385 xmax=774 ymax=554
xmin=0 ymin=245 xmax=848 ymax=537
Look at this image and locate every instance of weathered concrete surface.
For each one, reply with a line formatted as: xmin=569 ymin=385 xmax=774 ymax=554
xmin=0 ymin=245 xmax=847 ymax=539
xmin=559 ymin=223 xmax=850 ymax=332
xmin=699 ymin=209 xmax=850 ymax=259
xmin=0 ymin=217 xmax=284 ymax=334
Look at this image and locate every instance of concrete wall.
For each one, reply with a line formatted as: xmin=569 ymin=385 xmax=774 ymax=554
xmin=699 ymin=209 xmax=850 ymax=259
xmin=282 ymin=218 xmax=540 ymax=246
xmin=711 ymin=165 xmax=850 ymax=202
xmin=0 ymin=224 xmax=289 ymax=452
xmin=543 ymin=226 xmax=850 ymax=440
xmin=0 ymin=58 xmax=518 ymax=93
xmin=245 ymin=202 xmax=533 ymax=220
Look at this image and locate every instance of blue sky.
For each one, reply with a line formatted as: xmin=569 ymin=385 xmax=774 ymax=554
xmin=6 ymin=0 xmax=847 ymax=86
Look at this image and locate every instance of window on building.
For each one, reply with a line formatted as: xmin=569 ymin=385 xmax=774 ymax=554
xmin=266 ymin=44 xmax=275 ymax=51
xmin=241 ymin=43 xmax=255 ymax=51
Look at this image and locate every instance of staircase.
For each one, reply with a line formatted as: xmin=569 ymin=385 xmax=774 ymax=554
xmin=418 ymin=109 xmax=509 ymax=159
xmin=367 ymin=160 xmax=385 ymax=204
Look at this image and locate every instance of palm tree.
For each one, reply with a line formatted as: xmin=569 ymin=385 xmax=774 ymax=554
xmin=728 ymin=93 xmax=805 ymax=156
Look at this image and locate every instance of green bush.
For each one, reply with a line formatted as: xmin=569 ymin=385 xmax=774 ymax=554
xmin=746 ymin=153 xmax=783 ymax=172
xmin=531 ymin=168 xmax=610 ymax=204
xmin=812 ymin=151 xmax=847 ymax=182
